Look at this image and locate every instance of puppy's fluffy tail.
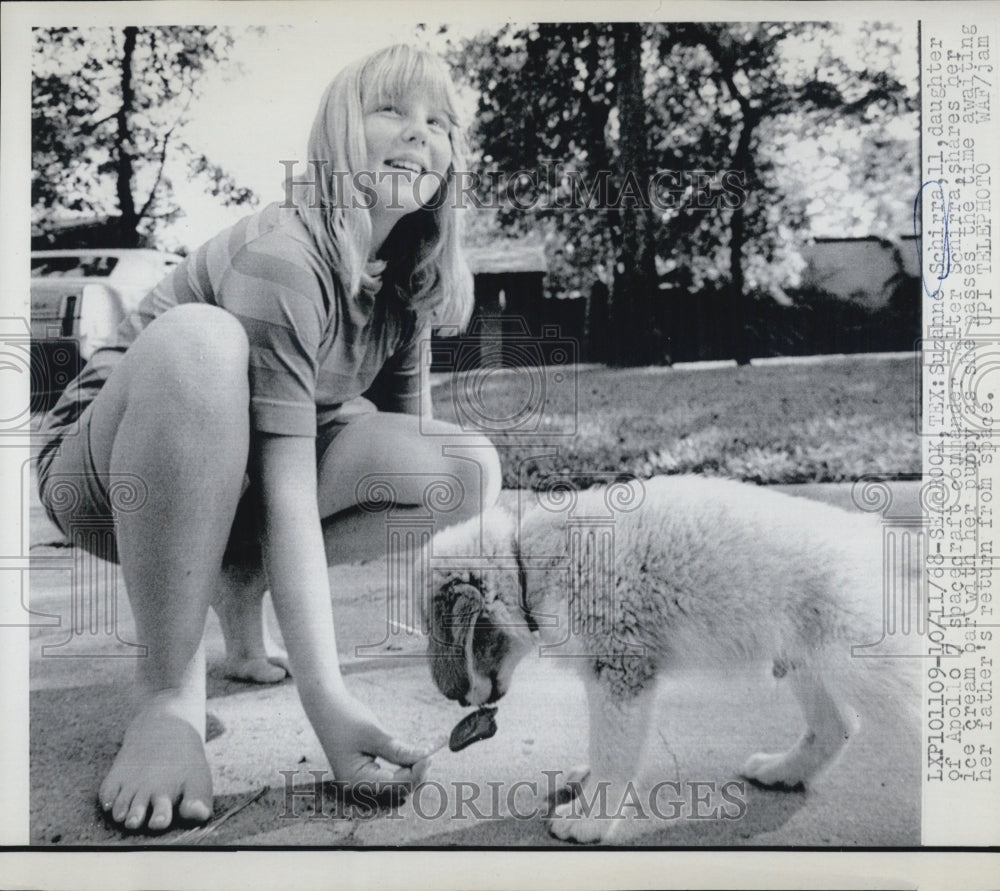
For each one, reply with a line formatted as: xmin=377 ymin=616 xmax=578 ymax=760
xmin=792 ymin=631 xmax=923 ymax=794
xmin=744 ymin=647 xmax=921 ymax=794
xmin=810 ymin=519 xmax=923 ymax=741
xmin=823 ymin=649 xmax=923 ymax=737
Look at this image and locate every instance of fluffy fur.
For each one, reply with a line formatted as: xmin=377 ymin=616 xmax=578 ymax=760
xmin=424 ymin=476 xmax=918 ymax=843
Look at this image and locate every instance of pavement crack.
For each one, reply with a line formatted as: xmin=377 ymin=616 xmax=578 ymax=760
xmin=657 ymin=730 xmax=682 ymax=784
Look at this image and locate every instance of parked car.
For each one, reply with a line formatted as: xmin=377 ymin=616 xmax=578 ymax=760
xmin=30 ymin=248 xmax=182 ymax=409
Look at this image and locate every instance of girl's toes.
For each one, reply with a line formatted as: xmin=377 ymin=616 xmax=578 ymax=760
xmin=178 ymin=768 xmax=213 ymax=824
xmin=268 ymin=653 xmax=292 ymax=675
xmin=148 ymin=795 xmax=174 ymax=831
xmin=124 ymin=795 xmax=150 ymax=830
xmin=111 ymin=791 xmax=133 ymax=825
xmin=177 ymin=792 xmax=212 ymax=823
xmin=98 ymin=779 xmax=120 ymax=814
xmin=251 ymin=658 xmax=288 ymax=683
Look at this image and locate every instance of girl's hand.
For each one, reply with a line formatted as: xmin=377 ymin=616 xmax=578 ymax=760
xmin=321 ymin=690 xmax=434 ymax=790
xmin=256 ymin=435 xmax=432 ymax=794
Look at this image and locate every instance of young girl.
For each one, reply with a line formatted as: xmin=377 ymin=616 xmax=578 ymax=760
xmin=36 ymin=44 xmax=501 ymax=832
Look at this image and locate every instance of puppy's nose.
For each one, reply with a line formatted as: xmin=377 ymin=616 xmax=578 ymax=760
xmin=487 ymin=674 xmax=504 ymax=704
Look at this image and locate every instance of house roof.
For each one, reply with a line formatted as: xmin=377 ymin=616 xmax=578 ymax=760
xmin=465 ymin=241 xmax=548 ymax=274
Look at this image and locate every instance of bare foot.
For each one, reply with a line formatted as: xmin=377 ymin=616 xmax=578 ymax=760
xmin=222 ymin=651 xmax=291 ymax=684
xmin=99 ymin=703 xmax=213 ymax=832
xmin=214 ymin=567 xmax=291 ymax=684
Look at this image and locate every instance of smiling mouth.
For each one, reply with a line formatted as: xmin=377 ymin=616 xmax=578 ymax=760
xmin=385 ymin=159 xmax=423 ymax=174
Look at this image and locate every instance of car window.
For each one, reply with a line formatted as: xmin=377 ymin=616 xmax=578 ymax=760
xmin=31 ymin=255 xmax=120 ymax=277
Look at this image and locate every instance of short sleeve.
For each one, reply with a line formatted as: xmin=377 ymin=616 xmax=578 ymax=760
xmin=217 ymin=242 xmax=331 ymax=436
xmin=365 ymin=315 xmax=433 ymax=417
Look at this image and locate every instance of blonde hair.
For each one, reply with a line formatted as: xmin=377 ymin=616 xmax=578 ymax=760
xmin=292 ymin=44 xmax=473 ymax=329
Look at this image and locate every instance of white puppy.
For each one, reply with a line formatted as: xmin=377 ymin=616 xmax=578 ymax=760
xmin=424 ymin=475 xmax=917 ymax=843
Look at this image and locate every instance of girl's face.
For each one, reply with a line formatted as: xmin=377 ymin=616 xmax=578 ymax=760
xmin=363 ymin=91 xmax=453 ymax=216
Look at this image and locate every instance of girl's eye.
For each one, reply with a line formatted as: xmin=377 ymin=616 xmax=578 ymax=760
xmin=428 ymin=116 xmax=447 ymax=131
xmin=377 ymin=104 xmax=400 ymax=115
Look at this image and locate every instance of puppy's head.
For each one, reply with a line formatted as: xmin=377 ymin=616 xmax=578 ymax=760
xmin=424 ymin=510 xmax=534 ymax=707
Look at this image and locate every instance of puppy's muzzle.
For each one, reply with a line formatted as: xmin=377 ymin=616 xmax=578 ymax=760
xmin=428 ymin=580 xmax=514 ymax=707
xmin=427 ymin=581 xmax=484 ymax=704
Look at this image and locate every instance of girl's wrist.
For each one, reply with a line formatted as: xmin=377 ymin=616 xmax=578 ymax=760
xmin=295 ymin=671 xmax=349 ymax=711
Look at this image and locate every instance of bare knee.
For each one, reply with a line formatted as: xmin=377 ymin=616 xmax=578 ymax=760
xmin=144 ymin=304 xmax=249 ymax=371
xmin=418 ymin=421 xmax=502 ymax=521
xmin=319 ymin=414 xmax=501 ymax=519
xmin=127 ymin=305 xmax=250 ymax=418
xmin=455 ymin=431 xmax=502 ymax=517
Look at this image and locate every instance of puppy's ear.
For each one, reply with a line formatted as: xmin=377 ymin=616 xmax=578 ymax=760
xmin=427 ymin=579 xmax=484 ymax=702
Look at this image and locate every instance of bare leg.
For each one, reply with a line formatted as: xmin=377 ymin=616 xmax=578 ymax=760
xmin=213 ymin=565 xmax=290 ymax=683
xmin=315 ymin=413 xmax=502 ymax=565
xmin=90 ymin=304 xmax=251 ymax=831
xmin=210 ymin=414 xmax=501 ymax=675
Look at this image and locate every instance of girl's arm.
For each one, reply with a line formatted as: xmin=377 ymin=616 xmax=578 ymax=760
xmin=364 ymin=319 xmax=433 ymax=418
xmin=257 ymin=432 xmax=342 ymax=698
xmin=257 ymin=432 xmax=431 ymax=784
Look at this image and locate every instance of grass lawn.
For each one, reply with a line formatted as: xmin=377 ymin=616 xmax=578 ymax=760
xmin=430 ymin=355 xmax=921 ymax=489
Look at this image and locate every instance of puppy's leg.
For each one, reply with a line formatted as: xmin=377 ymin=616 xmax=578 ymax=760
xmin=548 ymin=668 xmax=657 ymax=844
xmin=741 ymin=661 xmax=853 ymax=791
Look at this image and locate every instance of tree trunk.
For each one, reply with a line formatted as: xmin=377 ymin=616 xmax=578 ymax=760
xmin=587 ymin=280 xmax=611 ymax=363
xmin=728 ymin=196 xmax=749 ymax=366
xmin=609 ymin=23 xmax=660 ymax=367
xmin=729 ymin=115 xmax=755 ymax=366
xmin=115 ymin=26 xmax=140 ymax=247
xmin=693 ymin=25 xmax=759 ymax=366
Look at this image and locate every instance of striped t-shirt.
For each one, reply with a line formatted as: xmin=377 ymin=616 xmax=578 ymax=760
xmin=38 ymin=202 xmax=431 ymax=461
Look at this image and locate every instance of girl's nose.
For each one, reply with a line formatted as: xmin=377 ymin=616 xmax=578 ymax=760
xmin=401 ymin=114 xmax=429 ymax=144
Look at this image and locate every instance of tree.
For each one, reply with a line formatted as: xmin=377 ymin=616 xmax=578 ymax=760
xmin=610 ymin=23 xmax=659 ymax=365
xmin=450 ymin=23 xmax=660 ymax=365
xmin=33 ymin=26 xmax=259 ymax=248
xmin=665 ymin=22 xmax=914 ymax=363
xmin=450 ymin=22 xmax=916 ymax=366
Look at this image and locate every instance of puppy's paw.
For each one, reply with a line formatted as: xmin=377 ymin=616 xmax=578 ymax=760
xmin=547 ymin=764 xmax=591 ymax=807
xmin=547 ymin=802 xmax=609 ymax=844
xmin=740 ymin=751 xmax=807 ymax=792
xmin=546 ymin=770 xmax=622 ymax=844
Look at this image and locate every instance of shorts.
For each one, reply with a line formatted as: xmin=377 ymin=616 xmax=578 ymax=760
xmin=36 ymin=395 xmax=379 ymax=566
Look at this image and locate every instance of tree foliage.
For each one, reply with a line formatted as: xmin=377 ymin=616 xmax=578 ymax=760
xmin=33 ymin=26 xmax=259 ymax=247
xmin=448 ymin=21 xmax=917 ymax=365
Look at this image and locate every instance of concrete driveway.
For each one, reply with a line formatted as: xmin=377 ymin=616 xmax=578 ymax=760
xmin=27 ymin=474 xmax=922 ymax=847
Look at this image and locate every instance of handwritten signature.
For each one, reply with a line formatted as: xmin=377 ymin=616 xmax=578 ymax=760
xmin=913 ymin=179 xmax=951 ymax=299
